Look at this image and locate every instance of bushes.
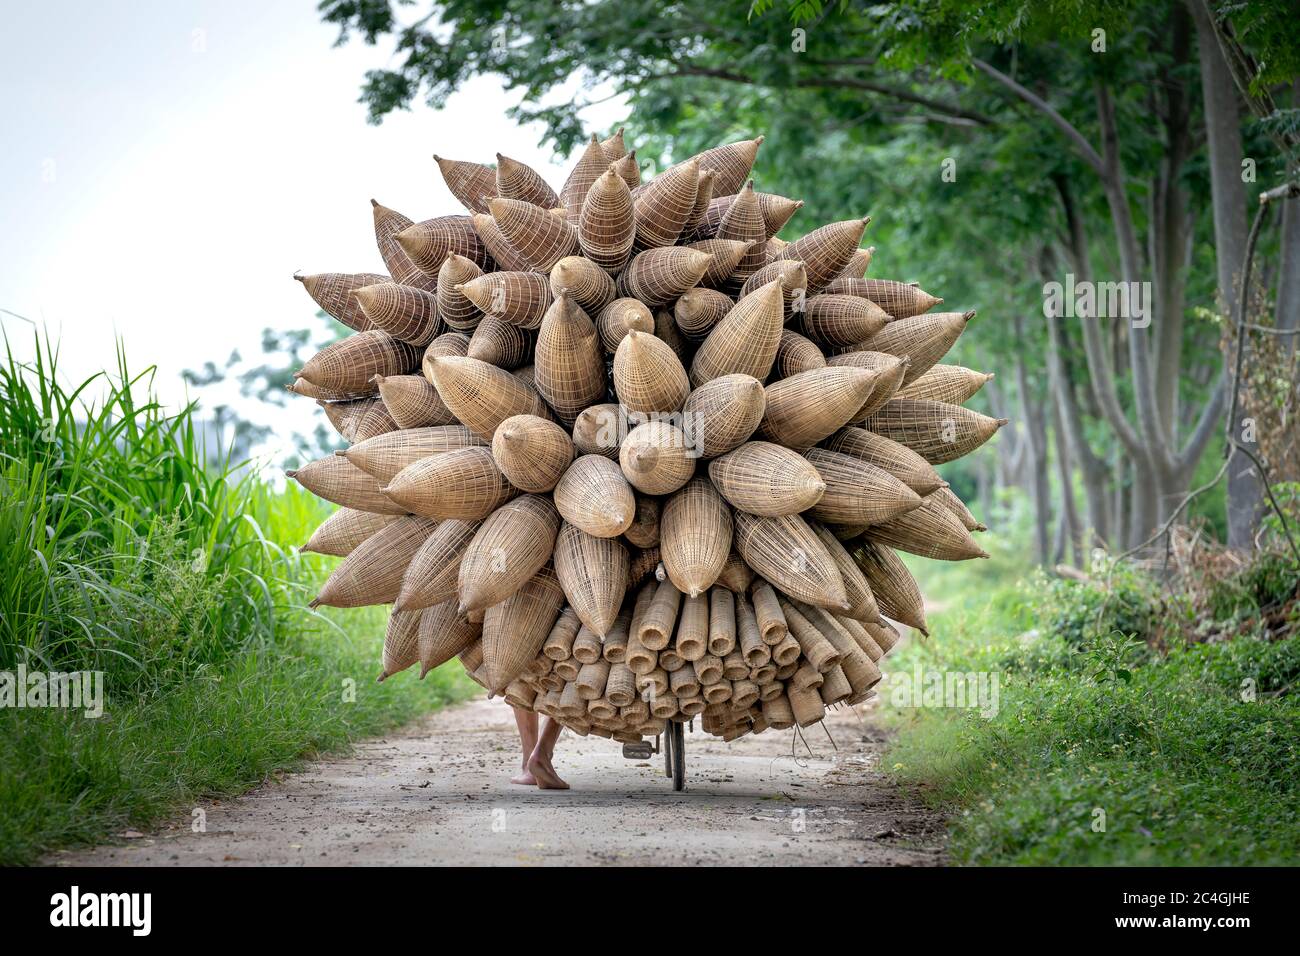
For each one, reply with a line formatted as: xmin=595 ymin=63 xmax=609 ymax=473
xmin=886 ymin=535 xmax=1300 ymax=866
xmin=0 ymin=334 xmax=475 ymax=864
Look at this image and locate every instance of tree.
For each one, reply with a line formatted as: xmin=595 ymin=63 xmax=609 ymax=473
xmin=318 ymin=0 xmax=1299 ymax=553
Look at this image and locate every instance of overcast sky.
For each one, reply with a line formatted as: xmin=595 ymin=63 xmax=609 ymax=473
xmin=0 ymin=0 xmax=623 ymax=460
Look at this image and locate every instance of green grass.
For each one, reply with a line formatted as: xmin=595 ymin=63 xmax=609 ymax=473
xmin=0 ymin=333 xmax=475 ymax=865
xmin=882 ymin=536 xmax=1300 ymax=866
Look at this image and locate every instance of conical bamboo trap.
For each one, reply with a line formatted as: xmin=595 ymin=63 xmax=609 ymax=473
xmin=289 ymin=125 xmax=1004 ymax=745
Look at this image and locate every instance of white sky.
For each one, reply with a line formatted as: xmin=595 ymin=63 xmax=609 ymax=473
xmin=0 ymin=0 xmax=624 ymax=459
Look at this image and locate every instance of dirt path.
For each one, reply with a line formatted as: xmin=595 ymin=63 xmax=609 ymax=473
xmin=48 ymin=698 xmax=946 ymax=866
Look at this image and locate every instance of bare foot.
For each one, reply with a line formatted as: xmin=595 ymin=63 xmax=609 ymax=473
xmin=510 ymin=768 xmax=537 ymax=786
xmin=526 ymin=750 xmax=569 ymax=790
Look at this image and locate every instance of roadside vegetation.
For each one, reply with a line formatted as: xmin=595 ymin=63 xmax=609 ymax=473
xmin=884 ymin=507 xmax=1300 ymax=866
xmin=0 ymin=336 xmax=474 ymax=866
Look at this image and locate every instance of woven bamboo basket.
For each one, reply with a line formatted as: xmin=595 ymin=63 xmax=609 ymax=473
xmin=394 ymin=518 xmax=479 ymax=612
xmin=561 ymin=135 xmax=610 ymax=225
xmin=579 ymin=169 xmax=636 ymax=273
xmin=695 ymin=188 xmax=801 ymax=241
xmin=342 ymin=424 xmax=483 ymax=484
xmin=602 ymin=610 xmax=631 ymax=661
xmin=750 ymin=581 xmax=788 ymax=644
xmin=613 ymin=330 xmax=690 ymax=414
xmin=425 ymin=355 xmax=552 ymax=439
xmin=371 ymin=200 xmax=438 ymax=293
xmin=860 ymin=311 xmax=974 ymax=385
xmin=301 ymin=507 xmax=399 ymax=557
xmin=596 ymin=297 xmax=654 ymax=353
xmin=612 ymin=151 xmax=640 ymax=189
xmin=491 ymin=414 xmax=574 ymax=493
xmin=774 ymin=217 xmax=870 ymax=294
xmin=354 ymin=282 xmax=442 ymax=346
xmin=933 ymin=485 xmax=984 ymax=531
xmin=736 ymin=595 xmax=770 ymax=668
xmin=676 ymin=592 xmax=709 ymax=660
xmin=549 ymin=259 xmax=615 ymax=323
xmin=822 ymin=277 xmax=942 ymax=319
xmin=717 ymin=550 xmax=755 ymax=593
xmin=733 ymin=511 xmax=848 ymax=610
xmin=295 ymin=272 xmax=387 ymax=332
xmin=683 ymin=137 xmax=762 ymax=198
xmin=543 ymin=607 xmax=582 ymax=660
xmin=864 ymin=492 xmax=988 ymax=561
xmin=495 ymin=154 xmax=560 ymax=208
xmin=311 ymin=515 xmax=437 ymax=609
xmin=823 ymin=425 xmax=946 ymax=495
xmin=618 ymin=247 xmax=714 ymax=306
xmin=383 ymin=446 xmax=517 ymax=520
xmin=809 ymin=524 xmax=881 ymax=623
xmin=659 ymin=477 xmax=733 ymax=597
xmin=424 ymin=331 xmax=471 ymax=365
xmin=799 ymin=294 xmax=889 ymax=348
xmin=297 ymin=330 xmax=421 ymax=394
xmin=687 ymin=238 xmax=752 ymax=288
xmin=533 ymin=295 xmax=607 ymax=426
xmin=553 ymin=454 xmax=635 ymax=538
xmin=571 ymin=403 xmax=622 ymax=459
xmin=288 ymin=456 xmax=406 ymax=515
xmin=482 ymin=566 xmax=565 ymax=693
xmin=417 ymin=600 xmax=482 ymax=677
xmin=861 ymin=398 xmax=1007 ymax=465
xmin=739 ymin=260 xmax=807 ymax=311
xmin=466 ymin=316 xmax=532 ymax=369
xmin=638 ymin=579 xmax=682 ymax=650
xmin=837 ymin=246 xmax=874 ymax=280
xmin=851 ymin=539 xmax=929 ymax=634
xmin=673 ymin=286 xmax=733 ymax=342
xmin=375 ymin=374 xmax=459 ymax=429
xmin=294 ymin=377 xmax=375 ymax=402
xmin=774 ymin=330 xmax=827 ymax=379
xmin=896 ymin=363 xmax=994 ymax=405
xmin=759 ymin=365 xmax=879 ymax=449
xmin=684 ymin=168 xmax=717 ymax=237
xmin=624 ymin=495 xmax=660 ymax=548
xmin=713 ymin=183 xmax=767 ymax=281
xmin=708 ymin=441 xmax=825 ymax=517
xmin=487 ymin=198 xmax=578 ymax=272
xmin=619 ymin=421 xmax=696 ymax=495
xmin=393 ymin=215 xmax=491 ymax=277
xmin=554 ymin=523 xmax=630 ymax=636
xmin=317 ymin=397 xmax=378 ymax=440
xmin=434 ymin=154 xmax=497 ymax=214
xmin=378 ymin=608 xmax=424 ymax=680
xmin=689 ymin=279 xmax=784 ymax=387
xmin=458 ymin=494 xmax=560 ymax=612
xmin=707 ymin=590 xmax=738 ymax=658
xmin=804 ymin=447 xmax=923 ymax=526
xmin=681 ymin=373 xmax=766 ymax=459
xmin=633 ymin=158 xmax=699 ymax=250
xmin=458 ymin=271 xmax=553 ymax=330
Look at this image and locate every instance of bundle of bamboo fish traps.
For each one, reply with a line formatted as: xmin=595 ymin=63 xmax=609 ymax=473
xmin=289 ymin=126 xmax=1004 ymax=744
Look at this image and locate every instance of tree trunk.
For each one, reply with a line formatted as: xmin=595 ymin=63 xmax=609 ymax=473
xmin=1190 ymin=0 xmax=1258 ymax=547
xmin=1052 ymin=395 xmax=1084 ymax=566
xmin=1015 ymin=316 xmax=1052 ymax=566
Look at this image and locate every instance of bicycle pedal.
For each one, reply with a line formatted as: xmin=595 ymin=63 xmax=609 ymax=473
xmin=621 ymin=741 xmax=653 ymax=760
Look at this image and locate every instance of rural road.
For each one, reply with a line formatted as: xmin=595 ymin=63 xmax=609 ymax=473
xmin=49 ymin=697 xmax=946 ymax=866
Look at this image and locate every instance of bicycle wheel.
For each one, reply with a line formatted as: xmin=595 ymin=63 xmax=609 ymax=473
xmin=671 ymin=721 xmax=686 ymax=792
xmin=662 ymin=731 xmax=672 ymax=778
